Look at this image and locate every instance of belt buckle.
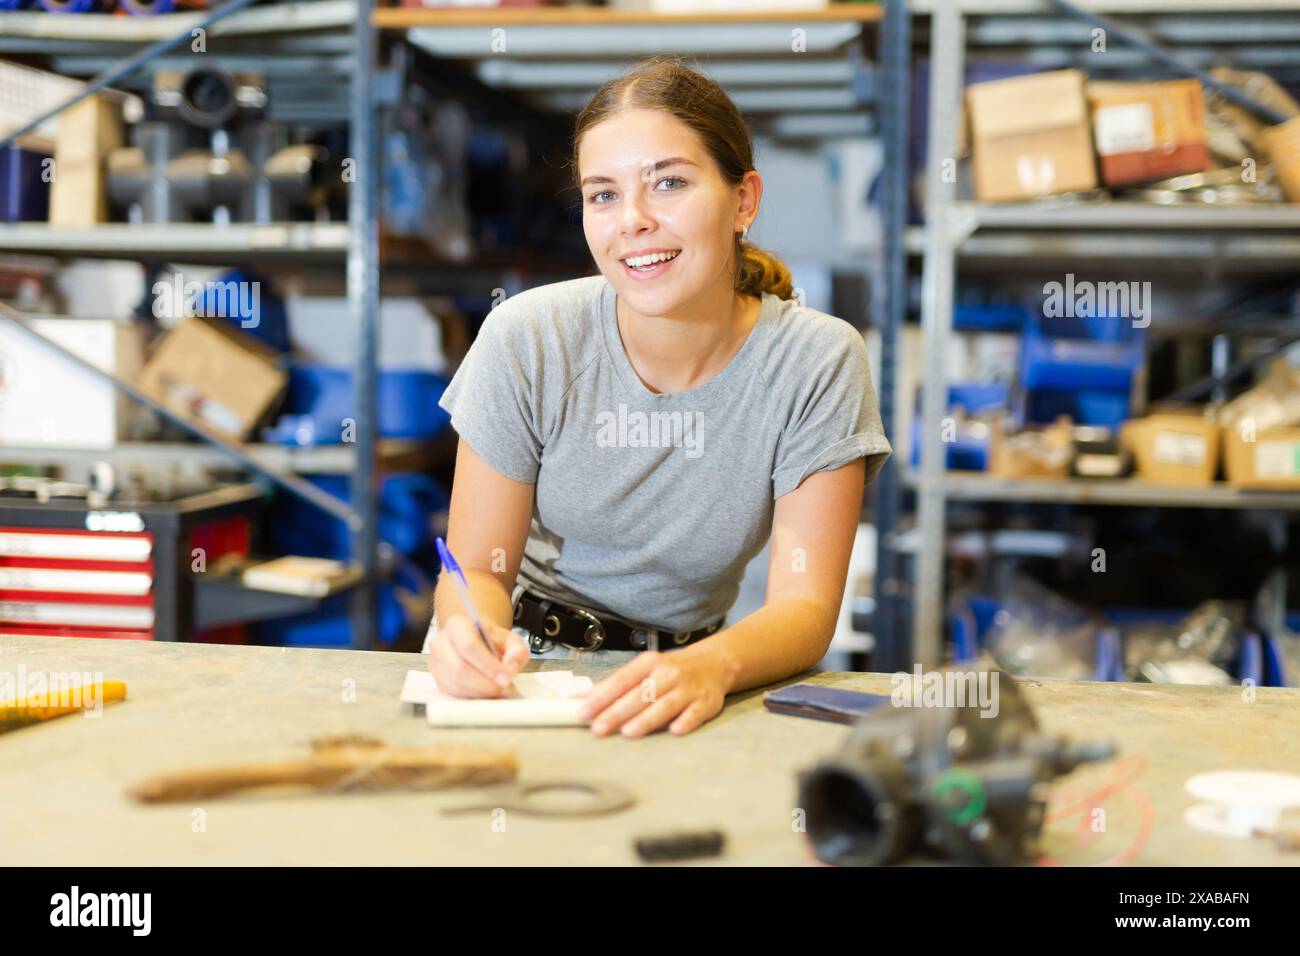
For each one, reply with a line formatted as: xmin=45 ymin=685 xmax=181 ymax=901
xmin=566 ymin=605 xmax=605 ymax=652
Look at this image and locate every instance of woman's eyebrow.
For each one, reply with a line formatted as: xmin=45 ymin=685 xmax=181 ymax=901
xmin=579 ymin=157 xmax=698 ymax=188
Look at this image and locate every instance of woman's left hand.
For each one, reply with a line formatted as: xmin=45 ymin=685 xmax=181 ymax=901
xmin=577 ymin=646 xmax=737 ymax=737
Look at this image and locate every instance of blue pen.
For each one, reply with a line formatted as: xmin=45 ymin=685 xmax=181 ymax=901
xmin=435 ymin=537 xmax=512 ymax=686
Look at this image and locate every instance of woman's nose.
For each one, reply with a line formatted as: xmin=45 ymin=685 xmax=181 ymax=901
xmin=619 ymin=192 xmax=654 ymax=233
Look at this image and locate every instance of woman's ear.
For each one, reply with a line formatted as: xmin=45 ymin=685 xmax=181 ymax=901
xmin=736 ymin=170 xmax=763 ymax=232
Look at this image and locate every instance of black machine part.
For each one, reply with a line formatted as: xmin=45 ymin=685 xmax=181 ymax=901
xmin=798 ymin=667 xmax=1115 ymax=866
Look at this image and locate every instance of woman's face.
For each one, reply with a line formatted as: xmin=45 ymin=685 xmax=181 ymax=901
xmin=578 ymin=108 xmax=759 ymax=319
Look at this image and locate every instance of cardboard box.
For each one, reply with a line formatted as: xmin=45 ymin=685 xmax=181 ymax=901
xmin=1088 ymin=79 xmax=1210 ymax=187
xmin=48 ymin=94 xmax=123 ymax=227
xmin=989 ymin=417 xmax=1073 ymax=479
xmin=0 ymin=318 xmax=146 ymax=449
xmin=967 ymin=70 xmax=1098 ymax=203
xmin=1224 ymin=427 xmax=1300 ymax=489
xmin=1122 ymin=411 xmax=1220 ymax=487
xmin=1263 ymin=116 xmax=1300 ymax=203
xmin=138 ymin=317 xmax=287 ymax=441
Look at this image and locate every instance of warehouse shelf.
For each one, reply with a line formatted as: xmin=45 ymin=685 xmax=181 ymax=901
xmin=907 ymin=0 xmax=1298 ymax=12
xmin=373 ymin=5 xmax=884 ymax=29
xmin=903 ymin=471 xmax=1300 ymax=511
xmin=0 ymin=438 xmax=447 ymax=475
xmin=194 ymin=570 xmax=358 ymax=630
xmin=902 ymin=227 xmax=1300 ymax=267
xmin=0 ymin=222 xmax=350 ymax=261
xmin=952 ymin=201 xmax=1300 ymax=233
xmin=886 ymin=0 xmax=1300 ymax=673
xmin=0 ymin=0 xmax=353 ymax=43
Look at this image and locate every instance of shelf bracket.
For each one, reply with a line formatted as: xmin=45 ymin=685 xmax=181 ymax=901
xmin=946 ymin=204 xmax=979 ymax=247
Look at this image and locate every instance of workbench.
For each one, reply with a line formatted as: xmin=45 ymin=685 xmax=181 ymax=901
xmin=3 ymin=636 xmax=1298 ymax=866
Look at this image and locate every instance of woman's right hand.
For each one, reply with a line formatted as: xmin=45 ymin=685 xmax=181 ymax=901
xmin=428 ymin=614 xmax=530 ymax=698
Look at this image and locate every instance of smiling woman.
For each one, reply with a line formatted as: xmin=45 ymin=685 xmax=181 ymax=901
xmin=425 ymin=57 xmax=891 ymax=738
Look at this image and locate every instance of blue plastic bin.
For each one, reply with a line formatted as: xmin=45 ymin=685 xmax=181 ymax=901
xmin=264 ymin=364 xmax=451 ymax=445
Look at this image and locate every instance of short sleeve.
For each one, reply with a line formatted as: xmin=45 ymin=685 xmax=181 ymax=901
xmin=438 ymin=305 xmax=544 ymax=484
xmin=771 ymin=324 xmax=892 ymax=499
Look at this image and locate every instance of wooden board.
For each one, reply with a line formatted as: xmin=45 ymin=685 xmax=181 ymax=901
xmin=1 ymin=635 xmax=1297 ymax=866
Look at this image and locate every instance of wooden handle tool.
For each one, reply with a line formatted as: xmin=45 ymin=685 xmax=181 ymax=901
xmin=127 ymin=743 xmax=518 ymax=803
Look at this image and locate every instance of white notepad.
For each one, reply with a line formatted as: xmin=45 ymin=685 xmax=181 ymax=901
xmin=400 ymin=670 xmax=594 ymax=727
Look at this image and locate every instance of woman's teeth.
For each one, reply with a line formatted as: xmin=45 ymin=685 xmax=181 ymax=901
xmin=624 ymin=251 xmax=680 ymax=270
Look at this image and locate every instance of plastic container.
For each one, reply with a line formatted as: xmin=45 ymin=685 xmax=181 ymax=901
xmin=268 ymin=473 xmax=448 ymax=560
xmin=263 ymin=364 xmax=451 ymax=445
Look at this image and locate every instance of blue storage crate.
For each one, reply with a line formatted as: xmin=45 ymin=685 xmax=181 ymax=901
xmin=909 ymin=382 xmax=1006 ymax=471
xmin=263 ymin=364 xmax=451 ymax=445
xmin=255 ymin=584 xmax=405 ymax=648
xmin=949 ymin=595 xmax=1118 ymax=681
xmin=1019 ymin=313 xmax=1144 ymax=427
xmin=268 ymin=473 xmax=448 ymax=559
xmin=0 ymin=145 xmax=51 ymax=222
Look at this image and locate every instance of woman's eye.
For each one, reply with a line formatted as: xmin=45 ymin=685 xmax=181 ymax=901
xmin=587 ymin=190 xmax=616 ymax=205
xmin=655 ymin=177 xmax=686 ymax=191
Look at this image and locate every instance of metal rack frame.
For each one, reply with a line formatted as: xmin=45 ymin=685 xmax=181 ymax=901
xmin=887 ymin=0 xmax=1300 ymax=670
xmin=2 ymin=1 xmax=909 ymax=653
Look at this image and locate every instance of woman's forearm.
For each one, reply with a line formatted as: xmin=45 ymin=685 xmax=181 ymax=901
xmin=690 ymin=596 xmax=837 ymax=695
xmin=434 ymin=568 xmax=516 ymax=631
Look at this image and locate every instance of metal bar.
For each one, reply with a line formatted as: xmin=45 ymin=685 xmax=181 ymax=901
xmin=914 ymin=0 xmax=965 ymax=671
xmin=871 ymin=0 xmax=910 ymax=674
xmin=0 ymin=0 xmax=262 ymax=154
xmin=348 ymin=0 xmax=381 ymax=652
xmin=1166 ymin=329 xmax=1300 ymax=402
xmin=0 ymin=302 xmax=357 ymax=527
xmin=1045 ymin=0 xmax=1293 ymax=125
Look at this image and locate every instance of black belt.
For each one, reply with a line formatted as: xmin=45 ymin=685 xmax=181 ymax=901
xmin=512 ymin=589 xmax=724 ymax=654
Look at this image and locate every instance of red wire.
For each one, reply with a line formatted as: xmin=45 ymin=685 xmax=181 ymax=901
xmin=1037 ymin=753 xmax=1154 ymax=866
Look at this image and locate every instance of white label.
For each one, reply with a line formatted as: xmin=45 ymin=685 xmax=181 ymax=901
xmin=1255 ymin=440 xmax=1300 ymax=478
xmin=1095 ymin=102 xmax=1156 ymax=155
xmin=1152 ymin=431 xmax=1206 ymax=467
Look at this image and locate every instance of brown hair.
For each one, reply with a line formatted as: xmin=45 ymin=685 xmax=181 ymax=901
xmin=572 ymin=57 xmax=794 ymax=301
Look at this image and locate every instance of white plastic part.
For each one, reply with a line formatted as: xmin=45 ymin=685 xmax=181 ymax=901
xmin=1183 ymin=771 xmax=1300 ymax=839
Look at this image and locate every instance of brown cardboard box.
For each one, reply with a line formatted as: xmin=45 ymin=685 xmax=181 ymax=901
xmin=1223 ymin=426 xmax=1300 ymax=489
xmin=138 ymin=317 xmax=287 ymax=441
xmin=1122 ymin=411 xmax=1219 ymax=486
xmin=967 ymin=70 xmax=1098 ymax=203
xmin=989 ymin=417 xmax=1073 ymax=479
xmin=48 ymin=94 xmax=124 ymax=227
xmin=1263 ymin=116 xmax=1300 ymax=203
xmin=1088 ymin=80 xmax=1210 ymax=187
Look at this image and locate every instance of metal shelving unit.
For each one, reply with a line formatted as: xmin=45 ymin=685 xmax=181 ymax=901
xmin=885 ymin=0 xmax=1300 ymax=670
xmin=2 ymin=1 xmax=908 ymax=651
xmin=0 ymin=0 xmax=386 ymax=644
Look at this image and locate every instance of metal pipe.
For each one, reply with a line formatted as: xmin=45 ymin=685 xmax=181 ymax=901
xmin=348 ymin=0 xmax=381 ymax=651
xmin=0 ymin=0 xmax=262 ymax=154
xmin=872 ymin=0 xmax=911 ymax=672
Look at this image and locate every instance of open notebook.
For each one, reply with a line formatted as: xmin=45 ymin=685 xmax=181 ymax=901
xmin=400 ymin=670 xmax=594 ymax=727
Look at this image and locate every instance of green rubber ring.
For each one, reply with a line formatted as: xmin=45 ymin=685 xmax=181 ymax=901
xmin=934 ymin=769 xmax=987 ymax=826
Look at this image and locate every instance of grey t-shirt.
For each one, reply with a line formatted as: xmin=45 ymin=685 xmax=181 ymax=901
xmin=438 ymin=275 xmax=891 ymax=633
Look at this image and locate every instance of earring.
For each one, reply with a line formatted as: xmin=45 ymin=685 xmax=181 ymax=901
xmin=740 ymin=224 xmax=750 ymax=240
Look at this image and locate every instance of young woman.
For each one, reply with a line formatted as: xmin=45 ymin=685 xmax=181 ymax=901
xmin=425 ymin=58 xmax=891 ymax=737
